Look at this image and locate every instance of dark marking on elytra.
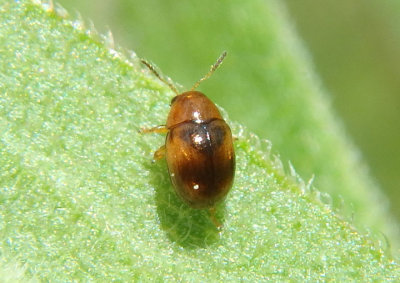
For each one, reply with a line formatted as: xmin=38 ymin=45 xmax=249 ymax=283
xmin=141 ymin=52 xmax=235 ymax=215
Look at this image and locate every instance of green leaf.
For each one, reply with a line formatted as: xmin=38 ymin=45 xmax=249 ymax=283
xmin=58 ymin=0 xmax=400 ymax=248
xmin=0 ymin=0 xmax=399 ymax=281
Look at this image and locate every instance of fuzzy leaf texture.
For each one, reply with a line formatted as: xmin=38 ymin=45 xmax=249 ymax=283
xmin=0 ymin=0 xmax=399 ymax=281
xmin=56 ymin=0 xmax=400 ymax=249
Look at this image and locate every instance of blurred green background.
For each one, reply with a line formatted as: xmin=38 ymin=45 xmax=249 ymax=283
xmin=284 ymin=1 xmax=400 ymax=219
xmin=57 ymin=0 xmax=400 ymax=221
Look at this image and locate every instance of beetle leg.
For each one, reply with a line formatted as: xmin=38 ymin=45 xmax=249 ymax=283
xmin=153 ymin=145 xmax=166 ymax=162
xmin=140 ymin=125 xmax=169 ymax=134
xmin=141 ymin=126 xmax=168 ymax=162
xmin=209 ymin=207 xmax=222 ymax=229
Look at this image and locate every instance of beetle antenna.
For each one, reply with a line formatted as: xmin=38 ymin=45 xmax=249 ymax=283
xmin=141 ymin=59 xmax=179 ymax=95
xmin=191 ymin=51 xmax=227 ymax=91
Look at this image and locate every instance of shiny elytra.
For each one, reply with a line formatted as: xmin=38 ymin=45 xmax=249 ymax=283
xmin=141 ymin=52 xmax=235 ymax=224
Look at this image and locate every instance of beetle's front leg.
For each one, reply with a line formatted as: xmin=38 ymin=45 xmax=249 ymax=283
xmin=140 ymin=125 xmax=169 ymax=134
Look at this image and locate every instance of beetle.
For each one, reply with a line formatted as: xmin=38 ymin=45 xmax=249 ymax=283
xmin=141 ymin=52 xmax=235 ymax=226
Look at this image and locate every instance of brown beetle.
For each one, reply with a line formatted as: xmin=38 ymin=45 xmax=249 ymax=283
xmin=141 ymin=52 xmax=235 ymax=225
